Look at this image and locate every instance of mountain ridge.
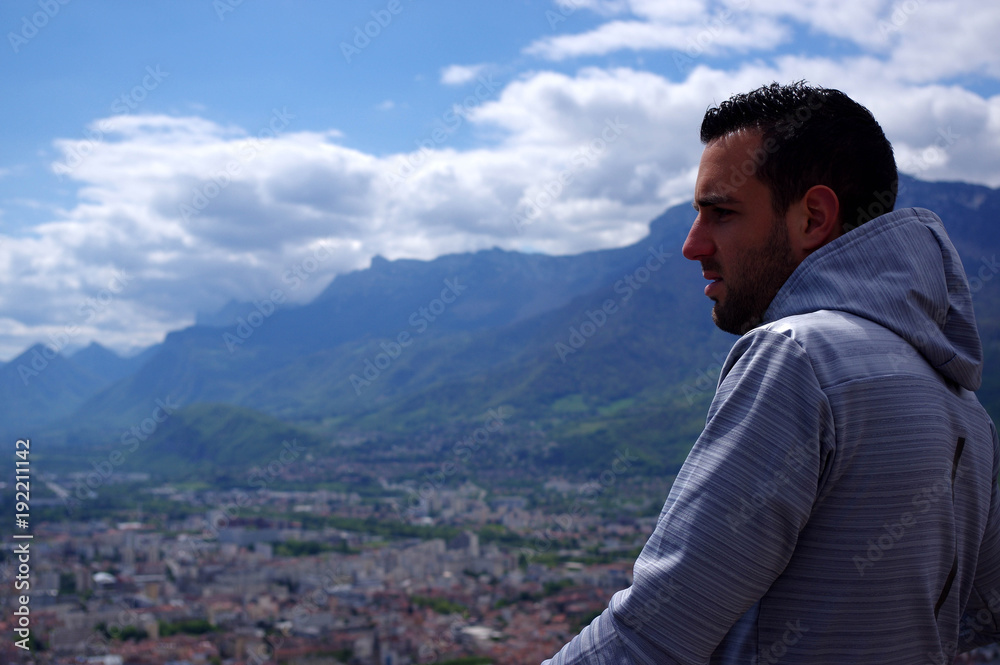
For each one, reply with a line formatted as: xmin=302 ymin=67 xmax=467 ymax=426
xmin=10 ymin=174 xmax=1000 ymax=479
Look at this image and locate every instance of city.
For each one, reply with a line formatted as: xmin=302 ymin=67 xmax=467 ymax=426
xmin=0 ymin=448 xmax=667 ymax=665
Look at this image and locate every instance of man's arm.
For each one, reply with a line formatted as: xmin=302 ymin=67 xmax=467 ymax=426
xmin=543 ymin=329 xmax=834 ymax=664
xmin=958 ymin=420 xmax=1000 ymax=651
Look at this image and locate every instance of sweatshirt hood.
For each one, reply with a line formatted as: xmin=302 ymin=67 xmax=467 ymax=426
xmin=763 ymin=207 xmax=983 ymax=390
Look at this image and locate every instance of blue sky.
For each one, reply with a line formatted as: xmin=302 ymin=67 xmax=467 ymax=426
xmin=2 ymin=0 xmax=999 ymax=359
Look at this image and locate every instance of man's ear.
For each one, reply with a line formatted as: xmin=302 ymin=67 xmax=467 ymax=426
xmin=790 ymin=185 xmax=840 ymax=257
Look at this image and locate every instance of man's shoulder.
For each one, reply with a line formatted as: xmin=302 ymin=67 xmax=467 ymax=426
xmin=741 ymin=309 xmax=933 ymax=390
xmin=757 ymin=309 xmax=890 ymax=343
xmin=733 ymin=309 xmax=882 ymax=361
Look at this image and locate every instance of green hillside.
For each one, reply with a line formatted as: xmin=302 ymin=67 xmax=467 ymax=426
xmin=122 ymin=403 xmax=324 ymax=482
xmin=12 ymin=174 xmax=1000 ymax=485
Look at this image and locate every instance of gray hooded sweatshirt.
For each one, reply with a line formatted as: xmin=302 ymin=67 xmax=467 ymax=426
xmin=544 ymin=207 xmax=1000 ymax=664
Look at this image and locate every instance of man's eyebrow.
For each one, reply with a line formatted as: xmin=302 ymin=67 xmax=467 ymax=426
xmin=692 ymin=194 xmax=738 ymax=210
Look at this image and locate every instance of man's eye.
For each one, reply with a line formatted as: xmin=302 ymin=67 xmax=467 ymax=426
xmin=715 ymin=207 xmax=733 ymax=218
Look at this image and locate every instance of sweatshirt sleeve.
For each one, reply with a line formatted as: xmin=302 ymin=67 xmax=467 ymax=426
xmin=958 ymin=420 xmax=1000 ymax=651
xmin=542 ymin=329 xmax=834 ymax=665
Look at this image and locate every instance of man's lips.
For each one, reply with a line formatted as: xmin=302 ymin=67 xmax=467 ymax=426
xmin=702 ymin=271 xmax=722 ymax=298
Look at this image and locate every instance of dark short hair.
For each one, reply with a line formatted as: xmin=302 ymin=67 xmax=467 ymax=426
xmin=700 ymin=81 xmax=898 ymax=230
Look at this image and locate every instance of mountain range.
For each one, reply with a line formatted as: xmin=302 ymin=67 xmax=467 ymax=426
xmin=9 ymin=174 xmax=1000 ymax=482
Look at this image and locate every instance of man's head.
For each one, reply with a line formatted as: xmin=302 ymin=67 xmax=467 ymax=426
xmin=683 ymin=82 xmax=897 ymax=335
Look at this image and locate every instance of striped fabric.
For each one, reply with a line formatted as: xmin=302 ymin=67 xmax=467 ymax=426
xmin=543 ymin=208 xmax=1000 ymax=664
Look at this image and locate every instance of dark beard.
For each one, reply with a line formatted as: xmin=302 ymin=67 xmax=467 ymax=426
xmin=710 ymin=216 xmax=798 ymax=335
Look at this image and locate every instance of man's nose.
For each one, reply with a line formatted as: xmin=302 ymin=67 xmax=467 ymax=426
xmin=682 ymin=215 xmax=713 ymax=262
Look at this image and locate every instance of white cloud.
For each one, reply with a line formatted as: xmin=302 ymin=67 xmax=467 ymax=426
xmin=440 ymin=64 xmax=489 ymax=86
xmin=0 ymin=70 xmax=698 ymax=356
xmin=738 ymin=54 xmax=1000 ymax=185
xmin=525 ymin=0 xmax=787 ymax=60
xmin=5 ymin=37 xmax=1000 ymax=359
xmin=555 ymin=0 xmax=630 ymax=16
xmin=524 ymin=0 xmax=1000 ymax=88
xmin=886 ymin=2 xmax=1000 ymax=81
xmin=741 ymin=0 xmax=891 ymax=48
xmin=525 ymin=15 xmax=789 ymax=61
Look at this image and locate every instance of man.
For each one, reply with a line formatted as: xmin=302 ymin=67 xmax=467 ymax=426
xmin=543 ymin=82 xmax=1000 ymax=664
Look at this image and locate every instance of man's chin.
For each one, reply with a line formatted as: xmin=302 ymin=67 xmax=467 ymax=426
xmin=710 ymin=304 xmax=730 ymax=333
xmin=711 ymin=302 xmax=757 ymax=336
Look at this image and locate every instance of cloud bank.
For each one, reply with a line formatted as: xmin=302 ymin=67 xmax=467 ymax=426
xmin=3 ymin=0 xmax=999 ymax=359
